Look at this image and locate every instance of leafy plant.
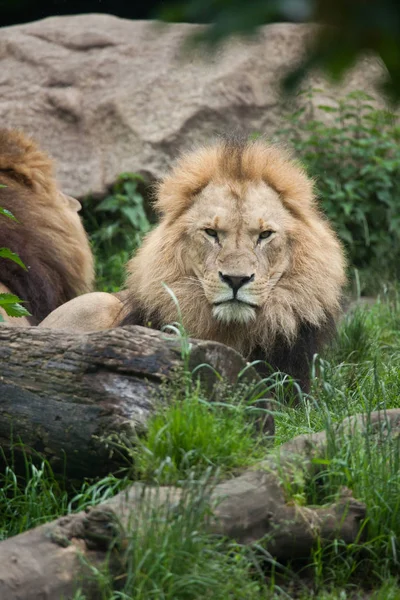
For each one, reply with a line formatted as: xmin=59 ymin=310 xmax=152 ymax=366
xmin=276 ymin=90 xmax=400 ymax=291
xmin=0 ymin=202 xmax=31 ymax=322
xmin=81 ymin=173 xmax=151 ymax=292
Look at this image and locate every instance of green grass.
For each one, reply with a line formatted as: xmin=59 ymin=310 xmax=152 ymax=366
xmin=130 ymin=377 xmax=271 ymax=484
xmin=0 ymin=454 xmax=130 ymax=541
xmin=0 ymin=459 xmax=68 ymax=540
xmin=73 ymin=474 xmax=269 ymax=600
xmin=274 ymin=291 xmax=400 ymax=446
xmin=267 ymin=288 xmax=400 ymax=594
xmin=2 ymin=288 xmax=400 ymax=598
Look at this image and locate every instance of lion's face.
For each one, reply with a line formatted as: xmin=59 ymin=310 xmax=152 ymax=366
xmin=183 ymin=180 xmax=293 ymax=324
xmin=126 ymin=138 xmax=346 ymax=353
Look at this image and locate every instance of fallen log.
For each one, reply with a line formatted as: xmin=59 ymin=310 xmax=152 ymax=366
xmin=8 ymin=408 xmax=400 ymax=600
xmin=0 ymin=324 xmax=265 ymax=479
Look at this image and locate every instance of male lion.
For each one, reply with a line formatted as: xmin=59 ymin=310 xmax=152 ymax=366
xmin=0 ymin=129 xmax=94 ymax=325
xmin=40 ymin=137 xmax=346 ymax=392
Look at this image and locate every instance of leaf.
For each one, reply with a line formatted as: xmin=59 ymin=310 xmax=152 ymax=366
xmin=119 ymin=172 xmax=144 ymax=183
xmin=317 ymin=104 xmax=338 ymax=113
xmin=123 ymin=181 xmax=139 ymax=197
xmin=121 ymin=206 xmax=141 ymax=228
xmin=0 ymin=293 xmax=31 ymax=317
xmin=0 ymin=248 xmax=27 ymax=270
xmin=2 ymin=303 xmax=31 ymax=317
xmin=95 ymin=196 xmax=120 ymax=213
xmin=0 ymin=206 xmax=17 ymax=221
xmin=0 ymin=292 xmax=24 ymax=304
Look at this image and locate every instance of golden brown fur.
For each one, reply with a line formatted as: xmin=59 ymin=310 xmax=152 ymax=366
xmin=122 ymin=136 xmax=346 ymax=391
xmin=0 ymin=129 xmax=94 ymax=325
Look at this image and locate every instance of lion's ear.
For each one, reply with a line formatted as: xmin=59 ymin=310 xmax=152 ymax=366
xmin=0 ymin=129 xmax=55 ymax=194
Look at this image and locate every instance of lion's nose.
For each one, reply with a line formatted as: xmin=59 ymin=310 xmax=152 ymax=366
xmin=219 ymin=272 xmax=255 ymax=294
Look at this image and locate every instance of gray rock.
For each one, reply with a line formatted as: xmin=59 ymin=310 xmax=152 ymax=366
xmin=0 ymin=15 xmax=387 ymax=198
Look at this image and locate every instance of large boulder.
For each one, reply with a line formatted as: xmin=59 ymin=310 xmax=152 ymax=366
xmin=0 ymin=15 xmax=386 ymax=198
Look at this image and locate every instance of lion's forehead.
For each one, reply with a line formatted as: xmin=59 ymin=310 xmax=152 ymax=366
xmin=187 ymin=180 xmax=291 ymax=231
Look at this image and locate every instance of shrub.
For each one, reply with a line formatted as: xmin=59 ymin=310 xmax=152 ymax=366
xmin=81 ymin=173 xmax=151 ymax=292
xmin=277 ymin=90 xmax=400 ymax=290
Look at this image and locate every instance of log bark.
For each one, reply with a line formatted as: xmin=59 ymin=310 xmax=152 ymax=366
xmin=1 ymin=409 xmax=398 ymax=599
xmin=0 ymin=324 xmax=265 ymax=479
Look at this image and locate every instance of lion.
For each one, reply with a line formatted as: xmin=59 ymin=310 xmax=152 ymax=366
xmin=0 ymin=129 xmax=94 ymax=325
xmin=40 ymin=136 xmax=346 ymax=392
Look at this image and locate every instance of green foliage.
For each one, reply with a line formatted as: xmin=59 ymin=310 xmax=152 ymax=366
xmin=275 ymin=289 xmax=400 ymax=446
xmin=0 ymin=205 xmax=31 ymax=322
xmin=0 ymin=449 xmax=129 ymax=541
xmin=0 ymin=293 xmax=31 ymax=319
xmin=0 ymin=247 xmax=27 ymax=270
xmin=277 ymin=90 xmax=400 ymax=289
xmin=81 ymin=173 xmax=151 ymax=292
xmin=2 ymin=292 xmax=400 ymax=597
xmin=0 ymin=459 xmax=68 ymax=540
xmin=308 ymin=428 xmax=400 ymax=589
xmin=0 ymin=206 xmax=17 ymax=221
xmin=132 ymin=378 xmax=269 ymax=484
xmin=272 ymin=290 xmax=400 ymax=590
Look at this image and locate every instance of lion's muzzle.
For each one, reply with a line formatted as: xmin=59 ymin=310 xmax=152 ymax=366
xmin=211 ymin=271 xmax=258 ymax=324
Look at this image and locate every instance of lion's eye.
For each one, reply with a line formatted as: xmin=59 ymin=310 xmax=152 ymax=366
xmin=258 ymin=230 xmax=274 ymax=242
xmin=205 ymin=228 xmax=218 ymax=239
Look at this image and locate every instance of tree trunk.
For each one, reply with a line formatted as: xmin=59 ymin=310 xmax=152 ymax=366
xmin=6 ymin=407 xmax=400 ymax=600
xmin=0 ymin=324 xmax=264 ymax=479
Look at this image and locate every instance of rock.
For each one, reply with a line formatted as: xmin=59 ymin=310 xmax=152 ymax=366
xmin=0 ymin=15 xmax=387 ymax=198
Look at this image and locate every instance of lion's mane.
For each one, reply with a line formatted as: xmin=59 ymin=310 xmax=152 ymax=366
xmin=122 ymin=136 xmax=346 ymax=391
xmin=0 ymin=129 xmax=94 ymax=324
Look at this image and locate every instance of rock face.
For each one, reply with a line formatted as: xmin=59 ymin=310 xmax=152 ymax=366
xmin=0 ymin=15 xmax=386 ymax=198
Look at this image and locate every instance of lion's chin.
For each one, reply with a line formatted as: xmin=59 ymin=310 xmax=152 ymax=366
xmin=212 ymin=301 xmax=257 ymax=325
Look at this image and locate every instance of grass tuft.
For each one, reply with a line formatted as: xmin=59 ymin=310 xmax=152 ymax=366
xmin=132 ymin=378 xmax=270 ymax=484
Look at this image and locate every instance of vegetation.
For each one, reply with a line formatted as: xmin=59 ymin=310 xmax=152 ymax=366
xmin=276 ymin=89 xmax=400 ymax=292
xmin=73 ymin=475 xmax=269 ymax=600
xmin=2 ymin=92 xmax=400 ymax=597
xmin=1 ymin=293 xmax=400 ymax=598
xmin=81 ymin=173 xmax=151 ymax=292
xmin=125 ymin=378 xmax=271 ymax=484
